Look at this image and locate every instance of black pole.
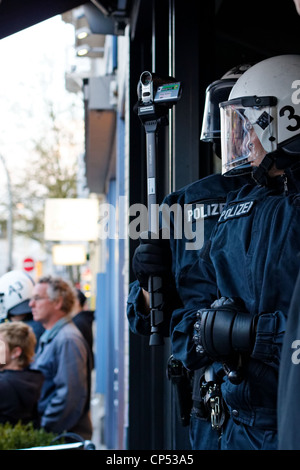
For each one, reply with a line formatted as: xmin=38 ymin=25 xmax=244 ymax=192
xmin=137 ymin=71 xmax=182 ymax=346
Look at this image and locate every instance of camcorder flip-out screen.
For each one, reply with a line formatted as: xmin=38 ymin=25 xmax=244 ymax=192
xmin=154 ymin=82 xmax=181 ymax=103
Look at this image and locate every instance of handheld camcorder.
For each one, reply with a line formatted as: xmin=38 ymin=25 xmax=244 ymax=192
xmin=137 ymin=71 xmax=182 ymax=123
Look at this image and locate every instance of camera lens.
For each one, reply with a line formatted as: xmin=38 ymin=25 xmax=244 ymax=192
xmin=140 ymin=71 xmax=152 ymax=86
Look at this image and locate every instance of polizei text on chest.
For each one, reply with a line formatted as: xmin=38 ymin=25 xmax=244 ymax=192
xmin=218 ymin=201 xmax=254 ymax=222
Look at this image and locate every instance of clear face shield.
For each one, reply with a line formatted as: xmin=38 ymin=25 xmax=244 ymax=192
xmin=220 ymin=97 xmax=278 ymax=176
xmin=200 ymin=79 xmax=237 ymax=142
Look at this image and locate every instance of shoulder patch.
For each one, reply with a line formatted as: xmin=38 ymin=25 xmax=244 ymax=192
xmin=218 ymin=200 xmax=255 ymax=223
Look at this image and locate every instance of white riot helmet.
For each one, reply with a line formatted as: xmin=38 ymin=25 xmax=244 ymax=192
xmin=200 ymin=64 xmax=252 ymax=144
xmin=0 ymin=270 xmax=34 ymax=322
xmin=220 ymin=55 xmax=300 ymax=178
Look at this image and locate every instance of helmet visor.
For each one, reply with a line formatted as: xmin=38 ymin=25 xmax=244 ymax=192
xmin=220 ymin=97 xmax=277 ymax=175
xmin=200 ymin=79 xmax=237 ymax=142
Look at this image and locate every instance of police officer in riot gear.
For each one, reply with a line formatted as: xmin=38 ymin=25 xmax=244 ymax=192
xmin=171 ymin=55 xmax=300 ymax=450
xmin=127 ymin=64 xmax=252 ymax=449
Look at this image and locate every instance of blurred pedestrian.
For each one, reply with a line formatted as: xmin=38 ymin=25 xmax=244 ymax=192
xmin=0 ymin=321 xmax=44 ymax=426
xmin=30 ymin=275 xmax=92 ymax=439
xmin=72 ymin=289 xmax=95 ymax=368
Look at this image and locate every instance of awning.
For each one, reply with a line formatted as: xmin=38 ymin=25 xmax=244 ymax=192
xmin=83 ymin=75 xmax=117 ymax=194
xmin=85 ymin=109 xmax=116 ymax=194
xmin=0 ymin=0 xmax=136 ymax=40
xmin=0 ymin=0 xmax=89 ymax=39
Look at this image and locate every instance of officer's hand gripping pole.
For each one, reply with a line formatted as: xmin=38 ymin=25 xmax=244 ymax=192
xmin=136 ymin=71 xmax=182 ymax=346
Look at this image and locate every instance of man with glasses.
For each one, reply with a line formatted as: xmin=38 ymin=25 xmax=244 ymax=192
xmin=30 ymin=275 xmax=92 ymax=440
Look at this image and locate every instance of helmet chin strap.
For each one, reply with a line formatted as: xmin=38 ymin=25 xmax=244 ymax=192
xmin=252 ymin=147 xmax=300 ymax=185
xmin=251 ymin=152 xmax=276 ymax=186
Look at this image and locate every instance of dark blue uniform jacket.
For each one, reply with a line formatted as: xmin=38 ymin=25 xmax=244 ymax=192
xmin=171 ymin=164 xmax=300 ymax=429
xmin=127 ymin=173 xmax=250 ymax=338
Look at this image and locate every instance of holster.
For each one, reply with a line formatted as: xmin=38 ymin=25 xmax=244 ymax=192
xmin=167 ymin=355 xmax=193 ymax=427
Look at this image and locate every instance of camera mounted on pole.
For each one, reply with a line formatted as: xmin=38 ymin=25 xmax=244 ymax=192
xmin=137 ymin=71 xmax=182 ymax=128
xmin=136 ymin=71 xmax=182 ymax=346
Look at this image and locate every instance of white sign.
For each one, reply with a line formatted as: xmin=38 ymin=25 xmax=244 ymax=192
xmin=52 ymin=244 xmax=86 ymax=265
xmin=44 ymin=199 xmax=99 ymax=241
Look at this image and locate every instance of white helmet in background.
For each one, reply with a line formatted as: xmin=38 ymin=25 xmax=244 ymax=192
xmin=0 ymin=270 xmax=34 ymax=322
xmin=200 ymin=64 xmax=252 ymax=144
xmin=220 ymin=54 xmax=300 ymax=177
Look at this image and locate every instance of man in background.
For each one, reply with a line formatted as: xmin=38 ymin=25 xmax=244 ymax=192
xmin=72 ymin=288 xmax=94 ymax=369
xmin=30 ymin=275 xmax=92 ymax=439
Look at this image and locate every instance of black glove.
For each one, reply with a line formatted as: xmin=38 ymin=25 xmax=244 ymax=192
xmin=193 ymin=297 xmax=257 ymax=359
xmin=132 ymin=231 xmax=172 ymax=290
